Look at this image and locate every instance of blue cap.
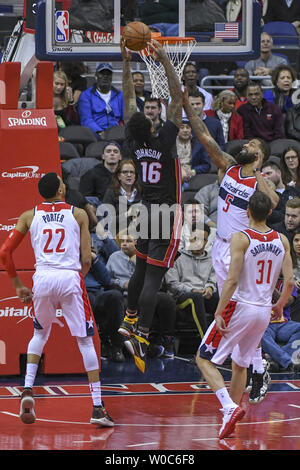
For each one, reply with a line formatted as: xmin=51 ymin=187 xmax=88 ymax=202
xmin=96 ymin=63 xmax=113 ymax=73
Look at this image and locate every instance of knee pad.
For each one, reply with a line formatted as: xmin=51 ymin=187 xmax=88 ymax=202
xmin=76 ymin=336 xmax=99 ymax=372
xmin=27 ymin=328 xmax=51 ymax=357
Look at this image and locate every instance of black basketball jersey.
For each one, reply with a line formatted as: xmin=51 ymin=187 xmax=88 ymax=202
xmin=126 ymin=120 xmax=182 ymax=205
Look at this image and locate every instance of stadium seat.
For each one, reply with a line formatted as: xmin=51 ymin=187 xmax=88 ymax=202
xmin=84 ymin=140 xmax=110 ymax=158
xmin=100 ymin=125 xmax=126 ymax=144
xmin=262 ymin=22 xmax=299 ymax=46
xmin=61 ymin=157 xmax=100 ymax=190
xmin=187 ymin=173 xmax=218 ymax=192
xmin=269 ymin=139 xmax=300 ymax=157
xmin=58 ymin=125 xmax=98 ymax=145
xmin=59 ymin=141 xmax=80 ymax=161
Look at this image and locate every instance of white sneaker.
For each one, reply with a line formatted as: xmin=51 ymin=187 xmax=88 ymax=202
xmin=219 ymin=405 xmax=245 ymax=439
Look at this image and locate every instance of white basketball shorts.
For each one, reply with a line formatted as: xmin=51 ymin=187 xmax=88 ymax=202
xmin=31 ymin=268 xmax=94 ymax=338
xmin=198 ymin=299 xmax=271 ymax=368
xmin=212 ymin=235 xmax=231 ymax=295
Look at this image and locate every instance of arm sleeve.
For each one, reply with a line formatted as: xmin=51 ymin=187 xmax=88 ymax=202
xmin=0 ymin=229 xmax=25 ymax=277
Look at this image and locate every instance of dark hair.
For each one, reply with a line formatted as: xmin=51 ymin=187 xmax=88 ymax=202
xmin=261 ymin=160 xmax=281 ymax=172
xmin=280 ymin=146 xmax=300 ymax=188
xmin=126 ymin=112 xmax=152 ymax=145
xmin=144 ymin=97 xmax=162 ymax=109
xmin=255 ymin=138 xmax=270 ymax=162
xmin=38 ymin=172 xmax=60 ymax=199
xmin=248 ymin=191 xmax=272 ymax=221
xmin=188 ymin=89 xmax=205 ymax=103
xmin=247 ymin=81 xmax=263 ymax=91
xmin=132 ymin=71 xmax=145 ymax=80
xmin=271 ymin=64 xmax=296 ymax=87
xmin=291 ymin=228 xmax=300 ymax=267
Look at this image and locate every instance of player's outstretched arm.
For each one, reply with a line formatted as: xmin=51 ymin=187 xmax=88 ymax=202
xmin=271 ymin=234 xmax=295 ymax=321
xmin=74 ymin=207 xmax=92 ymax=277
xmin=148 ymin=39 xmax=182 ymax=128
xmin=253 ymin=167 xmax=280 ymax=209
xmin=0 ymin=210 xmax=33 ymax=303
xmin=182 ymin=87 xmax=235 ymax=171
xmin=121 ymin=38 xmax=137 ymax=124
xmin=214 ymin=232 xmax=249 ymax=335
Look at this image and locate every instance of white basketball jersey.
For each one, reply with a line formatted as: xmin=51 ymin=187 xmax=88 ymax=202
xmin=217 ymin=165 xmax=257 ymax=240
xmin=232 ymin=228 xmax=285 ymax=307
xmin=30 ymin=201 xmax=81 ymax=271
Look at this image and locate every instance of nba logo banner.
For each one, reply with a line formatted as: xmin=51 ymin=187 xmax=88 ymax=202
xmin=55 ymin=11 xmax=69 ymax=42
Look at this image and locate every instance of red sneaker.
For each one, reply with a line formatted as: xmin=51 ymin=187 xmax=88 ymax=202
xmin=219 ymin=405 xmax=245 ymax=439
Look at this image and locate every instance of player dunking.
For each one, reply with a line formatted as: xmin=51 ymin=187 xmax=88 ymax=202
xmin=0 ymin=173 xmax=113 ymax=427
xmin=196 ymin=191 xmax=294 ymax=439
xmin=118 ymin=39 xmax=182 ymax=373
xmin=183 ymin=88 xmax=279 ymax=402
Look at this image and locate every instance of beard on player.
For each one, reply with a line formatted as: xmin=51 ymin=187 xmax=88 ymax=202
xmin=235 ymin=147 xmax=258 ymax=166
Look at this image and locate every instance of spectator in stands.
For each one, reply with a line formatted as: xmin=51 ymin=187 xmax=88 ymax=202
xmin=78 ymin=63 xmax=124 ymax=138
xmin=143 ymin=97 xmax=165 ymax=132
xmin=245 ymin=32 xmax=289 ymax=88
xmin=106 ymin=231 xmax=178 ymax=358
xmin=102 ymin=159 xmax=142 ymax=234
xmin=285 ymin=103 xmax=300 ymax=141
xmin=188 ymin=90 xmax=225 ymax=174
xmin=59 ymin=62 xmax=88 ymax=105
xmin=261 ymin=159 xmax=300 ymax=226
xmin=261 ymin=275 xmax=300 ymax=373
xmin=182 ymin=62 xmax=213 ymax=112
xmin=53 ymin=70 xmax=80 ymax=128
xmin=79 ymin=141 xmax=122 ymax=202
xmin=264 ymin=65 xmax=297 ymax=114
xmin=272 ymin=197 xmax=300 ymax=244
xmin=176 ymin=120 xmax=195 ymax=187
xmin=165 ymin=223 xmax=219 ymax=343
xmin=264 ymin=0 xmax=300 ymax=31
xmin=179 ymin=199 xmax=216 ymax=252
xmin=226 ymin=0 xmax=267 ymax=24
xmin=210 ymin=89 xmax=244 ymax=142
xmin=280 ymin=147 xmax=300 ymax=188
xmin=85 ymin=243 xmax=125 ymax=362
xmin=231 ymin=68 xmax=250 ymax=109
xmin=132 ymin=71 xmax=152 ymax=113
xmin=194 ymin=172 xmax=222 ymax=228
xmin=238 ymin=81 xmax=285 ymax=142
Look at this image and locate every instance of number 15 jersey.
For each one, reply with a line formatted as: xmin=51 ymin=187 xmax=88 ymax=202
xmin=30 ymin=201 xmax=81 ymax=271
xmin=232 ymin=228 xmax=285 ymax=307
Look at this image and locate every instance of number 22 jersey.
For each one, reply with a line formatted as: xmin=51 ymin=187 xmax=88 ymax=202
xmin=29 ymin=201 xmax=81 ymax=271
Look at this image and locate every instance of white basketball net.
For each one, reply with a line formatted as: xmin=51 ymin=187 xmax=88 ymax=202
xmin=139 ymin=39 xmax=196 ymax=101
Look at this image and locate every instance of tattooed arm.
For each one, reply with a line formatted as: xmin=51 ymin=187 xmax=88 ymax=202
xmin=149 ymin=40 xmax=182 ymax=128
xmin=121 ymin=39 xmax=137 ymax=124
xmin=182 ymin=87 xmax=235 ymax=172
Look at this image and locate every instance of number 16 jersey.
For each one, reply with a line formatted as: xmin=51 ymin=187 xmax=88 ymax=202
xmin=29 ymin=201 xmax=81 ymax=271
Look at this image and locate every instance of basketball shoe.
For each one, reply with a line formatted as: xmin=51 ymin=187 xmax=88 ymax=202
xmin=124 ymin=331 xmax=149 ymax=373
xmin=118 ymin=313 xmax=138 ymax=338
xmin=249 ymin=359 xmax=271 ymax=404
xmin=20 ymin=387 xmax=36 ymax=424
xmin=90 ymin=402 xmax=114 ymax=427
xmin=219 ymin=405 xmax=245 ymax=439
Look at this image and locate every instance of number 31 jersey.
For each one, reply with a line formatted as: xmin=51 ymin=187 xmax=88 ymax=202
xmin=29 ymin=201 xmax=81 ymax=271
xmin=232 ymin=228 xmax=285 ymax=307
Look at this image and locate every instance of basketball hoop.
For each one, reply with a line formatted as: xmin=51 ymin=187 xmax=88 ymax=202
xmin=139 ymin=34 xmax=196 ymax=101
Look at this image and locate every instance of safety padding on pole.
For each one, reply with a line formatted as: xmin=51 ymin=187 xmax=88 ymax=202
xmin=0 ymin=62 xmax=20 ymax=110
xmin=36 ymin=61 xmax=54 ymax=109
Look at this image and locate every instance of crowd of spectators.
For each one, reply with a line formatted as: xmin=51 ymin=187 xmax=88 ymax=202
xmin=51 ymin=4 xmax=300 ymax=370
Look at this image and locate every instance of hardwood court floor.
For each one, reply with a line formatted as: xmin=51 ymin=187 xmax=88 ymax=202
xmin=1 ymin=356 xmax=300 ymax=452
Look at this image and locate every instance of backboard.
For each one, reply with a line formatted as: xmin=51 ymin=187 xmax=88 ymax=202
xmin=35 ymin=0 xmax=261 ymax=62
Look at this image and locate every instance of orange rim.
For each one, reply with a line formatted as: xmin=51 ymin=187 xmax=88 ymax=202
xmin=150 ymin=33 xmax=195 ymax=44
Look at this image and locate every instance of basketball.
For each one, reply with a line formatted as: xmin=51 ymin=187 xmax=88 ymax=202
xmin=122 ymin=22 xmax=151 ymax=51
